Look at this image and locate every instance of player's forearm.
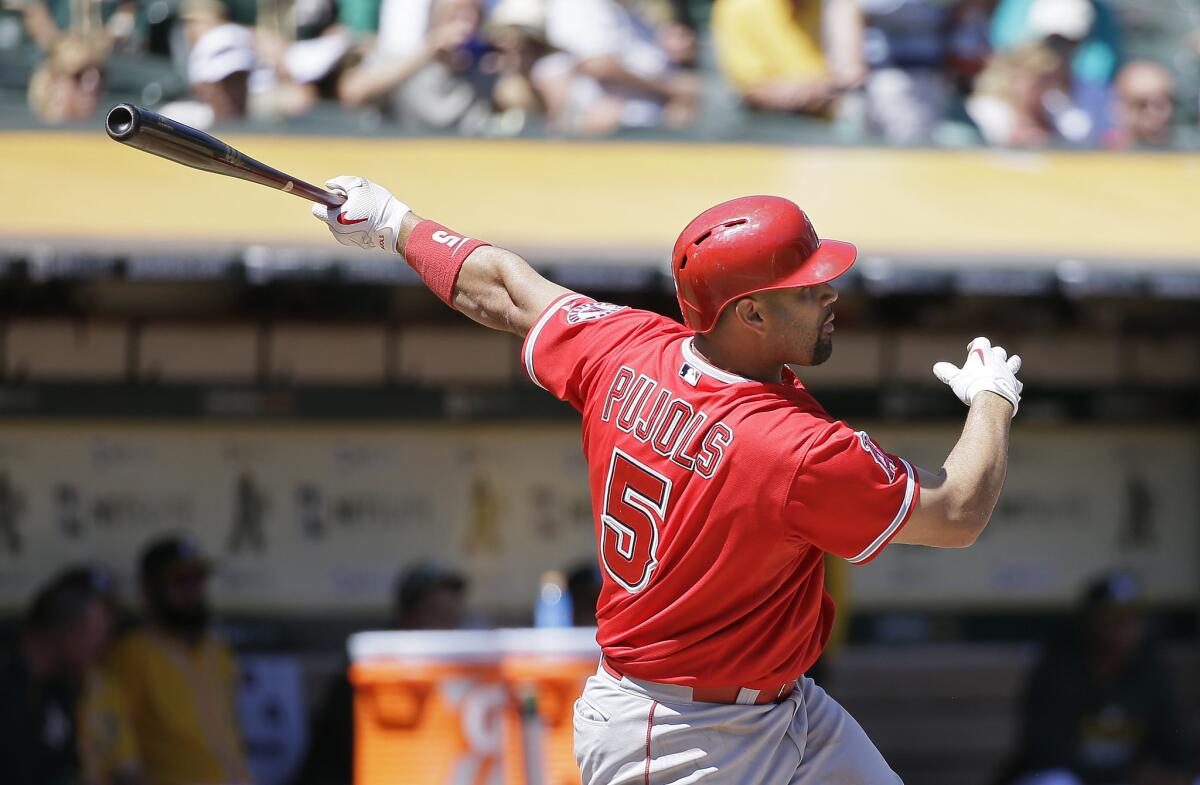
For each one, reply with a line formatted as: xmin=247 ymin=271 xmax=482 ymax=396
xmin=338 ymin=48 xmax=436 ymax=107
xmin=938 ymin=393 xmax=1012 ymax=541
xmin=397 ymin=212 xmax=569 ymax=336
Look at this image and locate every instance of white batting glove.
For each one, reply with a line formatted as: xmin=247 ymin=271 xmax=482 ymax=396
xmin=933 ymin=337 xmax=1023 ymax=416
xmin=310 ymin=176 xmax=411 ymax=254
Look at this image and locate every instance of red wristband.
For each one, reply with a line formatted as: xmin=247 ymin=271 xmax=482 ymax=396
xmin=403 ymin=220 xmax=492 ymax=307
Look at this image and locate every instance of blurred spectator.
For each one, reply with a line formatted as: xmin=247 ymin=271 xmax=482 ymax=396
xmin=78 ymin=667 xmax=143 ymax=785
xmin=159 ymin=0 xmax=255 ymax=128
xmin=75 ymin=569 xmax=143 ymax=785
xmin=566 ymin=561 xmax=602 ymax=626
xmin=296 ymin=561 xmax=469 ymax=785
xmin=104 ymin=535 xmax=252 ymax=785
xmin=27 ymin=33 xmax=107 ymax=123
xmin=1005 ymin=571 xmax=1195 ymax=785
xmin=991 ymin=0 xmax=1119 ymax=85
xmin=1103 ymin=60 xmax=1176 ymax=150
xmin=482 ymin=0 xmax=556 ymax=128
xmin=857 ymin=0 xmax=952 ymax=144
xmin=0 ymin=565 xmax=117 ymax=785
xmin=375 ymin=0 xmax=431 ymax=59
xmin=391 ymin=560 xmax=468 ymax=629
xmin=626 ymin=0 xmax=698 ymax=66
xmin=340 ymin=0 xmax=507 ymax=133
xmin=253 ymin=26 xmax=354 ymax=119
xmin=711 ymin=0 xmax=866 ymax=116
xmin=967 ymin=41 xmax=1090 ymax=146
xmin=15 ymin=0 xmax=137 ymax=53
xmin=947 ymin=0 xmax=995 ymax=92
xmin=338 ymin=0 xmax=384 ymax=39
xmin=991 ymin=0 xmax=1120 ymax=137
xmin=537 ymin=0 xmax=699 ymax=134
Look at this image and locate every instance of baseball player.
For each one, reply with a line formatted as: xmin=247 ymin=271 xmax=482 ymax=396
xmin=311 ymin=179 xmax=1023 ymax=784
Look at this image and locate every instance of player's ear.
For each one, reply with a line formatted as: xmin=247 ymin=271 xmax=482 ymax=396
xmin=732 ymin=297 xmax=767 ymax=334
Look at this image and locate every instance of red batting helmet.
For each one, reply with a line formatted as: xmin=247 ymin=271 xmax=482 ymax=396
xmin=672 ymin=196 xmax=857 ymax=332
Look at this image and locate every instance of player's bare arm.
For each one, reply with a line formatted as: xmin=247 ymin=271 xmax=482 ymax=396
xmin=394 ymin=212 xmax=570 ymax=336
xmin=895 ymin=337 xmax=1023 ymax=549
xmin=310 ymin=176 xmax=571 ymax=338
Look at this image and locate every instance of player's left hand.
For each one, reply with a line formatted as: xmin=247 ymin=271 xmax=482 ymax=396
xmin=311 ymin=176 xmax=410 ymax=254
xmin=933 ymin=336 xmax=1023 ymax=416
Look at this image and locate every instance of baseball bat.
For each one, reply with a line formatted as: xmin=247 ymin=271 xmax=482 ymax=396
xmin=105 ymin=104 xmax=346 ymax=208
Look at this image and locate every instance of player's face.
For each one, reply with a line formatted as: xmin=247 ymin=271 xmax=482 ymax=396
xmin=760 ymin=283 xmax=839 ymax=366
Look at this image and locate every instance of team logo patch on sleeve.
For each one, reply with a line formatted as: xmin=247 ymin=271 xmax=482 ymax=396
xmin=566 ymin=300 xmax=626 ymax=324
xmin=855 ymin=431 xmax=898 ymax=483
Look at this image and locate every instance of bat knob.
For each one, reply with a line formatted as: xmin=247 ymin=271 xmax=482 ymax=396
xmin=105 ymin=104 xmax=140 ymax=141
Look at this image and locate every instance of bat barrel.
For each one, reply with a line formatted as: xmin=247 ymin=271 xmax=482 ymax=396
xmin=105 ymin=104 xmax=140 ymax=141
xmin=105 ymin=103 xmax=345 ymax=208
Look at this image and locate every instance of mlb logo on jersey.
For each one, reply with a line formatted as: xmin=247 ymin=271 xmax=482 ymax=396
xmin=856 ymin=431 xmax=898 ymax=483
xmin=679 ymin=363 xmax=701 ymax=386
xmin=567 ymin=301 xmax=625 ymax=324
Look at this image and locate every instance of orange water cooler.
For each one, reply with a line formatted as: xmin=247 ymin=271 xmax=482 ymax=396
xmin=349 ymin=631 xmax=510 ymax=785
xmin=349 ymin=628 xmax=600 ymax=785
xmin=500 ymin=628 xmax=601 ymax=785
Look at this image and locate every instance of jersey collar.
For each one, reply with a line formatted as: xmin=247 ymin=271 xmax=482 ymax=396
xmin=681 ymin=338 xmax=809 ymax=389
xmin=681 ymin=337 xmax=751 ymax=385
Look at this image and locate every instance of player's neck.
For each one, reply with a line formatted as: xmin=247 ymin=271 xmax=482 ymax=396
xmin=691 ymin=334 xmax=784 ymax=384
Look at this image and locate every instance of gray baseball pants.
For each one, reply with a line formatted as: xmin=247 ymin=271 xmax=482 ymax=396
xmin=573 ymin=664 xmax=903 ymax=785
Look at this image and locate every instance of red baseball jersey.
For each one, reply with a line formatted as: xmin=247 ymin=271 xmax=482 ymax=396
xmin=523 ymin=294 xmax=920 ymax=690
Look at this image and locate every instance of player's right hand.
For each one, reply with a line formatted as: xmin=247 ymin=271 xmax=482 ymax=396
xmin=933 ymin=337 xmax=1023 ymax=416
xmin=311 ymin=176 xmax=410 ymax=254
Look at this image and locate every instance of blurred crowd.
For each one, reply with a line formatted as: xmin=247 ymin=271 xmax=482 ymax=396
xmin=2 ymin=0 xmax=1199 ymax=148
xmin=0 ymin=533 xmax=605 ymax=785
xmin=1 ymin=529 xmax=1194 ymax=785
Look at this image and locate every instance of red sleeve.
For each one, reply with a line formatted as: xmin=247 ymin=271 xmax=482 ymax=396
xmin=785 ymin=423 xmax=919 ymax=564
xmin=522 ymin=294 xmax=674 ymax=410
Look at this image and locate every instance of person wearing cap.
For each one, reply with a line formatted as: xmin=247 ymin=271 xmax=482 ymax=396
xmin=991 ymin=0 xmax=1121 ymax=86
xmin=103 ymin=535 xmax=251 ymax=785
xmin=0 ymin=565 xmax=118 ymax=785
xmin=157 ymin=0 xmax=255 ymax=128
xmin=1005 ymin=572 xmax=1196 ymax=785
xmin=991 ymin=0 xmax=1122 ymax=139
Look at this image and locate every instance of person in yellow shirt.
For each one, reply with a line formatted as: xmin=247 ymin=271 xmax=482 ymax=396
xmin=78 ymin=669 xmax=144 ymax=785
xmin=104 ymin=535 xmax=251 ymax=785
xmin=712 ymin=0 xmax=867 ymax=114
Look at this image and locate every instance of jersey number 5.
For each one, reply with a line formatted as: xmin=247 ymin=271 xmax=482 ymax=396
xmin=601 ymin=448 xmax=672 ymax=593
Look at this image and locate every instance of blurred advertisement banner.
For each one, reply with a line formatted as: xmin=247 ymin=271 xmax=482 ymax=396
xmin=0 ymin=424 xmax=594 ymax=612
xmin=0 ymin=423 xmax=1194 ymax=611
